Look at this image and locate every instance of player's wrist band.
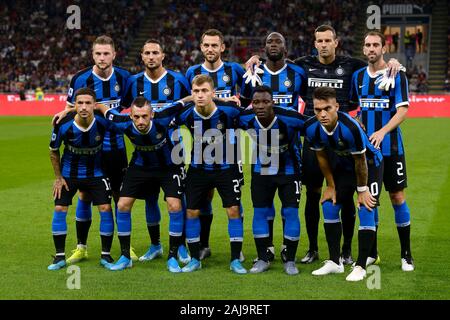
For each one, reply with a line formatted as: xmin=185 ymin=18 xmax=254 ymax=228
xmin=357 ymin=186 xmax=368 ymax=193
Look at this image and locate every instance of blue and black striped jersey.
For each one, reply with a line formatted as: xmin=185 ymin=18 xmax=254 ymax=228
xmin=50 ymin=112 xmax=111 ymax=179
xmin=104 ymin=102 xmax=186 ymax=170
xmin=122 ymin=70 xmax=190 ymax=109
xmin=66 ymin=66 xmax=131 ymax=152
xmin=350 ymin=68 xmax=409 ymax=156
xmin=175 ymin=101 xmax=242 ymax=171
xmin=248 ymin=62 xmax=307 ymax=110
xmin=304 ymin=111 xmax=383 ymax=170
xmin=238 ymin=107 xmax=306 ymax=175
xmin=185 ymin=61 xmax=251 ymax=98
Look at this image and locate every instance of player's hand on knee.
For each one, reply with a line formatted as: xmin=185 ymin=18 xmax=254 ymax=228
xmin=321 ymin=186 xmax=336 ymax=205
xmin=357 ymin=190 xmax=376 ymax=211
xmin=53 ymin=177 xmax=69 ymax=200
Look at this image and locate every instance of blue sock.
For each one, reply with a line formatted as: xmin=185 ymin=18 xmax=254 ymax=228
xmin=322 ymin=201 xmax=342 ymax=223
xmin=374 ymin=207 xmax=379 ymax=226
xmin=358 ymin=206 xmax=376 ymax=231
xmin=145 ymin=194 xmax=161 ymax=226
xmin=281 ymin=207 xmax=300 ymax=240
xmin=52 ymin=211 xmax=67 ymax=235
xmin=116 ymin=211 xmax=131 ymax=236
xmin=228 ymin=217 xmax=244 ymax=241
xmin=185 ymin=217 xmax=200 ymax=243
xmin=99 ymin=211 xmax=114 ymax=236
xmin=253 ymin=207 xmax=269 ymax=238
xmin=169 ymin=210 xmax=184 ymax=236
xmin=393 ymin=201 xmax=410 ymax=227
xmin=266 ymin=203 xmax=276 ymax=220
xmin=75 ymin=198 xmax=92 ymax=222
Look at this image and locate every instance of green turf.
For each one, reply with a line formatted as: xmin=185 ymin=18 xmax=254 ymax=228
xmin=0 ymin=116 xmax=449 ymax=299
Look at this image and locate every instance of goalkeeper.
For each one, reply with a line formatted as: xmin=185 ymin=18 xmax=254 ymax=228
xmin=350 ymin=31 xmax=414 ymax=272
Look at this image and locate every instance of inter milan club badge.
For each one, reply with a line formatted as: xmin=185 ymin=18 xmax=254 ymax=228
xmin=163 ymin=87 xmax=172 ymax=96
xmin=284 ymin=79 xmax=292 ymax=88
xmin=95 ymin=135 xmax=102 ymax=142
xmin=335 ymin=66 xmax=344 ymax=76
xmin=216 ymin=121 xmax=224 ymax=130
xmin=156 ymin=132 xmax=163 ymax=139
xmin=222 ymin=74 xmax=230 ymax=83
xmin=114 ymin=83 xmax=120 ymax=92
xmin=338 ymin=139 xmax=345 ymax=147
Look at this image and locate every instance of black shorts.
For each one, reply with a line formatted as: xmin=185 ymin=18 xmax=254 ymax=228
xmin=251 ymin=174 xmax=302 ymax=208
xmin=102 ymin=149 xmax=128 ymax=192
xmin=383 ymin=154 xmax=407 ymax=192
xmin=333 ymin=157 xmax=384 ymax=205
xmin=301 ymin=141 xmax=324 ymax=189
xmin=185 ymin=166 xmax=242 ymax=209
xmin=55 ymin=177 xmax=112 ymax=206
xmin=120 ymin=165 xmax=184 ymax=200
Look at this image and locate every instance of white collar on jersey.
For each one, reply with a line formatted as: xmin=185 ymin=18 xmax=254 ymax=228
xmin=144 ymin=70 xmax=168 ymax=84
xmin=366 ymin=66 xmax=382 ymax=79
xmin=263 ymin=63 xmax=287 ymax=75
xmin=74 ymin=118 xmax=96 ymax=132
xmin=255 ymin=116 xmax=277 ymax=130
xmin=194 ymin=106 xmax=218 ymax=119
xmin=201 ymin=61 xmax=224 ymax=73
xmin=92 ymin=67 xmax=115 ymax=81
xmin=321 ymin=121 xmax=339 ymax=136
xmin=132 ymin=120 xmax=152 ymax=135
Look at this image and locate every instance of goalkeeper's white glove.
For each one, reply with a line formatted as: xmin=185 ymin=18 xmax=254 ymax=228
xmin=375 ymin=64 xmax=406 ymax=91
xmin=243 ymin=63 xmax=264 ymax=87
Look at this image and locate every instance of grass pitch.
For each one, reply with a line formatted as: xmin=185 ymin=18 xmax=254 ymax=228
xmin=0 ymin=116 xmax=449 ymax=300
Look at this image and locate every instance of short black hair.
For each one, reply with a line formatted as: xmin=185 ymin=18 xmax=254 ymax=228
xmin=252 ymin=85 xmax=273 ymax=98
xmin=312 ymin=87 xmax=337 ymax=101
xmin=142 ymin=39 xmax=164 ymax=53
xmin=131 ymin=96 xmax=151 ymax=108
xmin=314 ymin=25 xmax=337 ymax=40
xmin=74 ymin=87 xmax=96 ymax=101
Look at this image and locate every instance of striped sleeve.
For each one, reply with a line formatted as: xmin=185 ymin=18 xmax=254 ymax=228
xmin=394 ymin=72 xmax=409 ymax=108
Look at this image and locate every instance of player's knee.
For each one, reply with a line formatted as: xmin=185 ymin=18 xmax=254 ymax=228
xmin=226 ymin=206 xmax=240 ymax=219
xmin=118 ymin=198 xmax=133 ymax=212
xmin=54 ymin=205 xmax=68 ymax=212
xmin=166 ymin=198 xmax=182 ymax=212
xmin=187 ymin=209 xmax=200 ymax=218
xmin=389 ymin=191 xmax=405 ymax=205
xmin=97 ymin=204 xmax=112 ymax=212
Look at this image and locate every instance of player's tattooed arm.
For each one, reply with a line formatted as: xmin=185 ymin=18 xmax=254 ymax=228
xmin=353 ymin=153 xmax=376 ymax=210
xmin=50 ymin=150 xmax=69 ymax=199
xmin=316 ymin=149 xmax=336 ymax=205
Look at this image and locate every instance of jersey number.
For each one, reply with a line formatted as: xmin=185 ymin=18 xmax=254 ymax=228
xmin=102 ymin=178 xmax=111 ymax=191
xmin=396 ymin=162 xmax=404 ymax=176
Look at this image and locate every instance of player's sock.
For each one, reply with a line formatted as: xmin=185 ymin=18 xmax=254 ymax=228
xmin=145 ymin=195 xmax=161 ymax=246
xmin=186 ymin=216 xmax=201 ymax=260
xmin=199 ymin=212 xmax=213 ymax=249
xmin=52 ymin=210 xmax=68 ymax=255
xmin=341 ymin=196 xmax=356 ymax=254
xmin=168 ymin=210 xmax=184 ymax=259
xmin=253 ymin=207 xmax=270 ymax=261
xmin=180 ymin=197 xmax=187 ymax=246
xmin=267 ymin=204 xmax=275 ymax=247
xmin=305 ymin=190 xmax=321 ymax=251
xmin=356 ymin=206 xmax=376 ymax=268
xmin=117 ymin=210 xmax=131 ymax=259
xmin=228 ymin=217 xmax=244 ymax=262
xmin=75 ymin=198 xmax=92 ymax=245
xmin=370 ymin=208 xmax=379 ymax=258
xmin=322 ymin=201 xmax=342 ymax=264
xmin=99 ymin=211 xmax=114 ymax=253
xmin=393 ymin=202 xmax=412 ymax=258
xmin=282 ymin=207 xmax=300 ymax=261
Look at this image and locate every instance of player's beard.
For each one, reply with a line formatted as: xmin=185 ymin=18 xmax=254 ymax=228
xmin=266 ymin=51 xmax=284 ymax=62
xmin=205 ymin=54 xmax=219 ymax=64
xmin=96 ymin=62 xmax=111 ymax=71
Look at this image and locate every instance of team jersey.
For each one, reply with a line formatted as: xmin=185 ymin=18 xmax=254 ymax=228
xmin=238 ymin=107 xmax=306 ymax=175
xmin=185 ymin=61 xmax=251 ymax=98
xmin=350 ymin=68 xmax=409 ymax=156
xmin=50 ymin=112 xmax=112 ymax=179
xmin=66 ymin=66 xmax=131 ymax=151
xmin=122 ymin=69 xmax=190 ymax=109
xmin=304 ymin=111 xmax=383 ymax=171
xmin=294 ymin=55 xmax=366 ymax=116
xmin=250 ymin=62 xmax=307 ymax=110
xmin=104 ymin=102 xmax=185 ymax=170
xmin=174 ymin=101 xmax=242 ymax=171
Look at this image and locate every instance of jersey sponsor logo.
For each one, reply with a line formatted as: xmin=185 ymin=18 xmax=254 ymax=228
xmin=215 ymin=89 xmax=232 ymax=98
xmin=308 ymin=78 xmax=344 ymax=89
xmin=273 ymin=94 xmax=293 ymax=105
xmin=222 ymin=74 xmax=230 ymax=83
xmin=101 ymin=99 xmax=121 ymax=108
xmin=163 ymin=87 xmax=172 ymax=96
xmin=360 ymin=98 xmax=390 ymax=109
